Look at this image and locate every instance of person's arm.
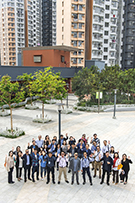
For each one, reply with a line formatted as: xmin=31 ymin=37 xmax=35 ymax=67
xmin=80 ymin=159 xmax=83 ymax=171
xmin=128 ymin=156 xmax=133 ymax=164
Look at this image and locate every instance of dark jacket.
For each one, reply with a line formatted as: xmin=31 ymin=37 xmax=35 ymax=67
xmin=100 ymin=156 xmax=113 ymax=172
xmin=58 ymin=136 xmax=68 ymax=146
xmin=30 ymin=153 xmax=39 ymax=167
xmin=46 ymin=156 xmax=56 ymax=168
xmin=121 ymin=158 xmax=133 ymax=172
xmin=21 ymin=154 xmax=32 ymax=168
xmin=16 ymin=156 xmax=23 ymax=168
xmin=67 ymin=147 xmax=78 ymax=156
xmin=85 ymin=149 xmax=91 ymax=157
xmin=28 ymin=144 xmax=39 ymax=154
xmin=69 ymin=157 xmax=81 ymax=171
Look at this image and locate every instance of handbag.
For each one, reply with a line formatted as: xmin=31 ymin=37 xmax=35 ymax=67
xmin=117 ymin=163 xmax=123 ymax=170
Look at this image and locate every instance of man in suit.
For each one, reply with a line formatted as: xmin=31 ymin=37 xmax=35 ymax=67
xmin=67 ymin=144 xmax=78 ymax=173
xmin=69 ymin=153 xmax=81 ymax=185
xmin=22 ymin=149 xmax=32 ymax=182
xmin=100 ymin=151 xmax=113 ymax=185
xmin=28 ymin=140 xmax=39 ymax=154
xmin=30 ymin=149 xmax=39 ymax=182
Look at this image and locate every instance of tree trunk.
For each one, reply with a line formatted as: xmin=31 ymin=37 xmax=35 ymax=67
xmin=61 ymin=100 xmax=64 ymax=109
xmin=10 ymin=108 xmax=13 ymax=134
xmin=42 ymin=102 xmax=44 ymax=119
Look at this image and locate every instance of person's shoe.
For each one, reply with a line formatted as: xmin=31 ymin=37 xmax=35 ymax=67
xmin=115 ymin=183 xmax=118 ymax=185
xmin=37 ymin=178 xmax=39 ymax=180
xmin=58 ymin=181 xmax=60 ymax=184
xmin=11 ymin=181 xmax=15 ymax=184
xmin=65 ymin=180 xmax=69 ymax=183
xmin=28 ymin=178 xmax=32 ymax=181
xmin=120 ymin=181 xmax=123 ymax=183
xmin=90 ymin=182 xmax=93 ymax=186
xmin=99 ymin=176 xmax=101 ymax=179
xmin=32 ymin=179 xmax=35 ymax=182
xmin=71 ymin=182 xmax=74 ymax=185
xmin=18 ymin=178 xmax=20 ymax=181
xmin=93 ymin=175 xmax=96 ymax=178
xmin=20 ymin=178 xmax=23 ymax=180
xmin=107 ymin=182 xmax=110 ymax=186
xmin=92 ymin=168 xmax=94 ymax=171
xmin=68 ymin=170 xmax=71 ymax=173
xmin=100 ymin=181 xmax=103 ymax=184
xmin=53 ymin=181 xmax=55 ymax=184
xmin=24 ymin=179 xmax=27 ymax=183
xmin=83 ymin=182 xmax=85 ymax=185
xmin=112 ymin=181 xmax=114 ymax=183
xmin=97 ymin=168 xmax=99 ymax=171
xmin=57 ymin=168 xmax=59 ymax=171
xmin=124 ymin=182 xmax=127 ymax=185
xmin=46 ymin=181 xmax=49 ymax=184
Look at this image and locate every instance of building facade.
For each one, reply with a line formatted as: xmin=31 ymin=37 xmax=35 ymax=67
xmin=85 ymin=0 xmax=123 ymax=67
xmin=42 ymin=0 xmax=56 ymax=46
xmin=121 ymin=0 xmax=135 ymax=70
xmin=0 ymin=0 xmax=42 ymax=66
xmin=56 ymin=0 xmax=86 ymax=68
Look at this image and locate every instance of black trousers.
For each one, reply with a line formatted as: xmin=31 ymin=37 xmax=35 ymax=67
xmin=32 ymin=166 xmax=39 ymax=181
xmin=101 ymin=169 xmax=110 ymax=183
xmin=8 ymin=167 xmax=13 ymax=183
xmin=72 ymin=171 xmax=79 ymax=183
xmin=82 ymin=167 xmax=92 ymax=183
xmin=113 ymin=170 xmax=119 ymax=183
xmin=122 ymin=171 xmax=129 ymax=182
xmin=47 ymin=166 xmax=55 ymax=182
xmin=24 ymin=165 xmax=31 ymax=181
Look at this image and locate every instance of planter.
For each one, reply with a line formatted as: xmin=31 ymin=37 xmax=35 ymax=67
xmin=33 ymin=115 xmax=52 ymax=123
xmin=0 ymin=109 xmax=10 ymax=117
xmin=25 ymin=104 xmax=39 ymax=110
xmin=0 ymin=128 xmax=25 ymax=139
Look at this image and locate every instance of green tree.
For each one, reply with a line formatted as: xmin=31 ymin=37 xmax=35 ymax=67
xmin=33 ymin=67 xmax=66 ymax=118
xmin=101 ymin=65 xmax=120 ymax=92
xmin=119 ymin=69 xmax=135 ymax=100
xmin=0 ymin=75 xmax=24 ymax=133
xmin=72 ymin=66 xmax=101 ymax=101
xmin=17 ymin=73 xmax=34 ymax=105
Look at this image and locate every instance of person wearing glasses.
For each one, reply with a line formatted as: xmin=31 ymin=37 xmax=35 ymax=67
xmin=22 ymin=149 xmax=32 ymax=182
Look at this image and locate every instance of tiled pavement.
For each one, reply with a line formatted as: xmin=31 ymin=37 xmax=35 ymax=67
xmin=0 ymin=95 xmax=135 ymax=203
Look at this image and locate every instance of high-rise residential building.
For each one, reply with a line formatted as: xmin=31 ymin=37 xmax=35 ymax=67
xmin=0 ymin=0 xmax=42 ymax=66
xmin=121 ymin=0 xmax=135 ymax=70
xmin=42 ymin=0 xmax=56 ymax=46
xmin=57 ymin=0 xmax=86 ymax=68
xmin=85 ymin=0 xmax=123 ymax=67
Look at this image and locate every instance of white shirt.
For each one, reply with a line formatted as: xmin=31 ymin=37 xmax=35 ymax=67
xmin=95 ymin=151 xmax=103 ymax=162
xmin=19 ymin=157 xmax=23 ymax=168
xmin=57 ymin=156 xmax=68 ymax=168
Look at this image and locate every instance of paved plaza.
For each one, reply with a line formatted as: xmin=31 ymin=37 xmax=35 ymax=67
xmin=0 ymin=95 xmax=135 ymax=203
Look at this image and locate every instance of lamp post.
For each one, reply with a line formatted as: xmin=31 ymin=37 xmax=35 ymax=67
xmin=113 ymin=89 xmax=118 ymax=119
xmin=57 ymin=103 xmax=65 ymax=141
xmin=66 ymin=82 xmax=69 ymax=108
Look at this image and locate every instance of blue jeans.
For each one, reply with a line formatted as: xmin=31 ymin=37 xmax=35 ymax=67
xmin=41 ymin=167 xmax=46 ymax=178
xmin=32 ymin=166 xmax=39 ymax=181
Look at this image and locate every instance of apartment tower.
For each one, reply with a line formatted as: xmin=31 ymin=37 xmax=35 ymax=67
xmin=57 ymin=0 xmax=86 ymax=68
xmin=0 ymin=0 xmax=42 ymax=66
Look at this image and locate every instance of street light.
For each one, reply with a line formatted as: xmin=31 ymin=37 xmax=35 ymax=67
xmin=66 ymin=82 xmax=69 ymax=108
xmin=113 ymin=89 xmax=118 ymax=119
xmin=57 ymin=103 xmax=65 ymax=141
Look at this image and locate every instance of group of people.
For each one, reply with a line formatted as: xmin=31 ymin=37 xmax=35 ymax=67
xmin=5 ymin=133 xmax=133 ymax=186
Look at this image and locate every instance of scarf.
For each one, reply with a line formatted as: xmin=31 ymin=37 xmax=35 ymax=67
xmin=113 ymin=157 xmax=118 ymax=167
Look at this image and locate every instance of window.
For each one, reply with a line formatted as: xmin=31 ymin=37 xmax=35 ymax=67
xmin=34 ymin=55 xmax=42 ymax=63
xmin=79 ymin=5 xmax=83 ymax=11
xmin=104 ymin=31 xmax=109 ymax=35
xmin=104 ymin=56 xmax=108 ymax=60
xmin=62 ymin=10 xmax=64 ymax=15
xmin=62 ymin=1 xmax=64 ymax=6
xmin=62 ymin=18 xmax=64 ymax=23
xmin=62 ymin=35 xmax=64 ymax=40
xmin=62 ymin=27 xmax=64 ymax=31
xmin=61 ymin=55 xmax=65 ymax=63
xmin=105 ymin=22 xmax=109 ymax=27
xmin=105 ymin=5 xmax=110 ymax=10
xmin=104 ymin=48 xmax=108 ymax=52
xmin=105 ymin=14 xmax=109 ymax=19
xmin=104 ymin=39 xmax=108 ymax=44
